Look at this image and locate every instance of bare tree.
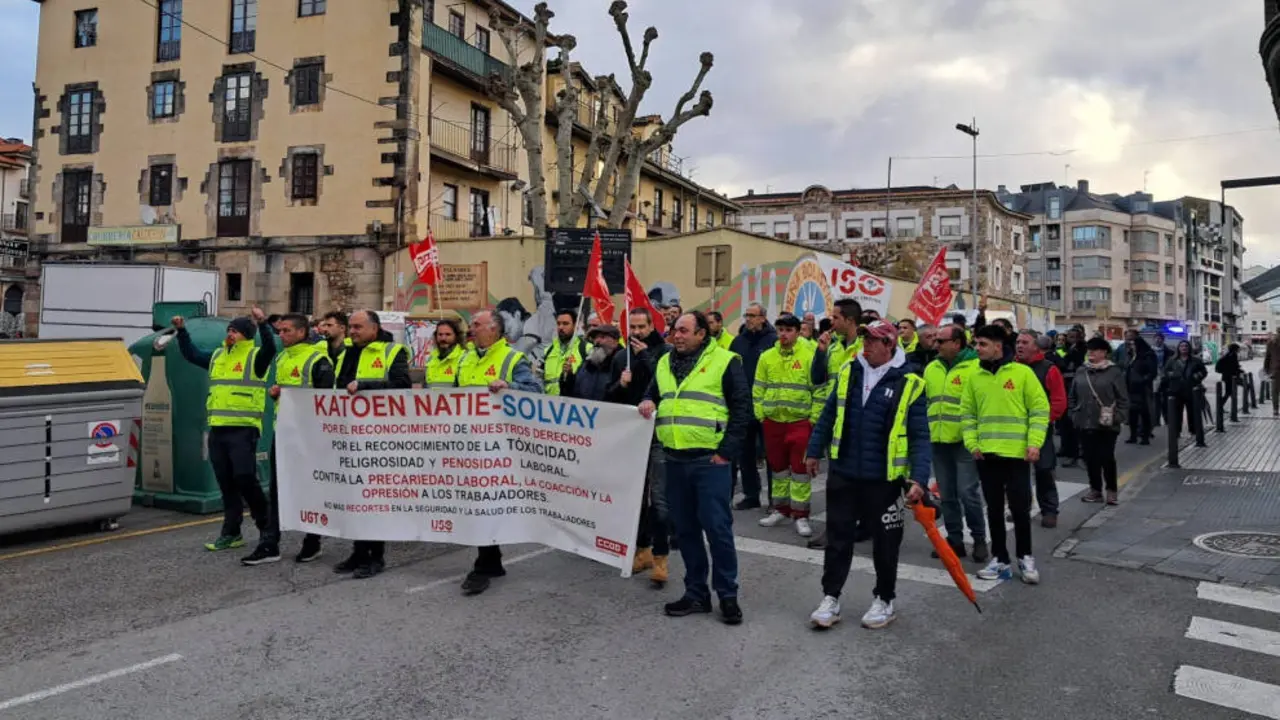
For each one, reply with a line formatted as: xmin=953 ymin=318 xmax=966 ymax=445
xmin=488 ymin=3 xmax=559 ymax=239
xmin=488 ymin=1 xmax=714 ymax=233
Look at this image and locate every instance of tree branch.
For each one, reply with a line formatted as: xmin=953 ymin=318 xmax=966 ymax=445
xmin=639 ymin=52 xmax=714 ymax=154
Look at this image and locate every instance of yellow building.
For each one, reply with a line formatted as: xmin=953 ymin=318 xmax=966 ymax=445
xmin=23 ymin=0 xmax=736 ymax=327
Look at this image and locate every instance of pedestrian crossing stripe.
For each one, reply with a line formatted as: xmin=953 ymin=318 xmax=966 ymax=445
xmin=1174 ymin=666 xmax=1280 ymax=719
xmin=1174 ymin=581 xmax=1280 ymax=718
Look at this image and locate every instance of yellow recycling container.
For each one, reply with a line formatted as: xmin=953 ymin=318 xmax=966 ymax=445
xmin=0 ymin=338 xmax=145 ymax=535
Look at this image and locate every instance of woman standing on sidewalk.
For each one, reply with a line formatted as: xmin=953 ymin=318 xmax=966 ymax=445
xmin=1071 ymin=338 xmax=1129 ymax=505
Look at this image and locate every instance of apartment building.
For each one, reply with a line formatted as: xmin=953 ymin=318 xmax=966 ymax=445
xmin=0 ymin=139 xmax=31 ymax=335
xmin=1179 ymin=196 xmax=1244 ymax=347
xmin=26 ymin=0 xmax=457 ymax=319
xmin=23 ymin=0 xmax=734 ymax=328
xmin=730 ymin=184 xmax=1030 ymax=299
xmin=1240 ymin=264 xmax=1279 ymax=348
xmin=997 ymin=180 xmax=1189 ymax=336
xmin=540 ymin=61 xmax=740 ymax=235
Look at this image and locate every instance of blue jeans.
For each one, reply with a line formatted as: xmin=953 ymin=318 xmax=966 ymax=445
xmin=931 ymin=442 xmax=986 ymax=543
xmin=665 ymin=454 xmax=738 ymax=602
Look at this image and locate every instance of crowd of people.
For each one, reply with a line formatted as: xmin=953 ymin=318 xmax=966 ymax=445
xmin=173 ymin=295 xmax=1230 ymax=629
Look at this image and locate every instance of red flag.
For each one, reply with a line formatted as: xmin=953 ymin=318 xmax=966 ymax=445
xmin=624 ymin=257 xmax=665 ymax=337
xmin=409 ymin=231 xmax=441 ymax=286
xmin=907 ymin=248 xmax=953 ymax=326
xmin=583 ymin=231 xmax=616 ymax=324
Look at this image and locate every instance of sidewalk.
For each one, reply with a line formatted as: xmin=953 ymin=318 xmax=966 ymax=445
xmin=1061 ymin=390 xmax=1280 ymax=589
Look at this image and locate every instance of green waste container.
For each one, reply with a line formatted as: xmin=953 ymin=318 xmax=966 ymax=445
xmin=0 ymin=338 xmax=145 ymax=535
xmin=129 ymin=315 xmax=274 ymax=514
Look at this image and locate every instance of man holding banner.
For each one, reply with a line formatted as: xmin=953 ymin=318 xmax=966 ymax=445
xmin=332 ymin=310 xmax=411 ymax=579
xmin=640 ymin=311 xmax=751 ymax=625
xmin=456 ymin=310 xmax=543 ymax=596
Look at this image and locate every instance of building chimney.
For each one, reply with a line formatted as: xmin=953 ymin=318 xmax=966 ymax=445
xmin=1077 ymin=179 xmax=1089 ymax=194
xmin=747 ymin=189 xmax=754 ymax=196
xmin=997 ymin=184 xmax=1007 ymax=193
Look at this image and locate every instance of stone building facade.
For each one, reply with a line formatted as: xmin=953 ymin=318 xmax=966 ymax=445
xmin=731 ymin=184 xmax=1031 ymax=301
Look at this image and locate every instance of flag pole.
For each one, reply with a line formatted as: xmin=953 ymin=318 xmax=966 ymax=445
xmin=625 ymin=255 xmax=632 ymax=372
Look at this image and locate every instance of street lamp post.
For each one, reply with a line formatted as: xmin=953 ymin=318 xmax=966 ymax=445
xmin=956 ymin=119 xmax=980 ymax=309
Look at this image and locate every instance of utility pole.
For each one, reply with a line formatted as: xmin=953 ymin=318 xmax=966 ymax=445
xmin=956 ymin=119 xmax=980 ymax=308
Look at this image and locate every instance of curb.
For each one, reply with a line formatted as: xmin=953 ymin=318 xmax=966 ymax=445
xmin=1052 ymin=449 xmax=1168 ymax=559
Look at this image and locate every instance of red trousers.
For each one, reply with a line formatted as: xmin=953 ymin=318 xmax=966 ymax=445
xmin=762 ymin=419 xmax=811 ymax=476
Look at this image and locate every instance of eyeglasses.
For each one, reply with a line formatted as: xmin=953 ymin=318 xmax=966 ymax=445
xmin=743 ymin=313 xmax=761 ymax=319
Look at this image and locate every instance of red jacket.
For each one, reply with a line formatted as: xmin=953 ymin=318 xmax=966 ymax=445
xmin=1022 ymin=351 xmax=1067 ymax=422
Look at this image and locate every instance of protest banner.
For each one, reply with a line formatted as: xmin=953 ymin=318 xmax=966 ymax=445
xmin=276 ymin=388 xmax=653 ymax=575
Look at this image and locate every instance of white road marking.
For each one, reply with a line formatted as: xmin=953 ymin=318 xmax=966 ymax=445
xmin=0 ymin=653 xmax=183 ymax=712
xmin=404 ymin=548 xmax=554 ymax=594
xmin=1197 ymin=582 xmax=1280 ymax=615
xmin=1173 ymin=665 xmax=1280 ymax=719
xmin=1187 ymin=617 xmax=1280 ymax=658
xmin=734 ymin=535 xmax=1000 ymax=593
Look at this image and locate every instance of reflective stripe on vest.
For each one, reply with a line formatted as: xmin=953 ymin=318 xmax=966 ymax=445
xmin=753 ymin=342 xmax=818 ymax=423
xmin=542 ymin=337 xmax=587 ymax=396
xmin=923 ymin=356 xmax=979 ymax=444
xmin=885 ymin=374 xmax=925 ymax=480
xmin=960 ymin=362 xmax=1050 ymax=457
xmin=815 ymin=334 xmax=860 ymax=404
xmin=829 ymin=365 xmax=923 ymax=481
xmin=654 ymin=345 xmax=733 ymax=451
xmin=456 ymin=338 xmax=522 ymax=388
xmin=274 ymin=343 xmax=325 ymax=417
xmin=208 ymin=341 xmax=265 ymax=429
xmin=357 ymin=341 xmax=406 ymax=380
xmin=426 ymin=344 xmax=464 ymax=387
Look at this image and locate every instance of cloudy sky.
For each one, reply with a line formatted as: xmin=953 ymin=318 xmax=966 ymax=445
xmin=3 ymin=0 xmax=1279 ymax=263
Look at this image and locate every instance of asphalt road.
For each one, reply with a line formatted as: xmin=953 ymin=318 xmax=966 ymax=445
xmin=1 ymin=429 xmax=1274 ymax=720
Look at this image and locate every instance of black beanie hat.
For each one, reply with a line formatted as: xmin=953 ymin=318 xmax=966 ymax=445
xmin=228 ymin=316 xmax=257 ymax=340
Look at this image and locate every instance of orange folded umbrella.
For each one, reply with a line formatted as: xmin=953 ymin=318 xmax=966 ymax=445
xmin=910 ymin=491 xmax=981 ymax=614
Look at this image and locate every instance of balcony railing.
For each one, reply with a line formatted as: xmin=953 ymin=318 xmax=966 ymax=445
xmin=1045 ymin=269 xmax=1062 ymax=282
xmin=1131 ymin=271 xmax=1160 ymax=284
xmin=1133 ymin=302 xmax=1161 ymax=315
xmin=1045 ymin=238 xmax=1061 ymax=252
xmin=429 ymin=116 xmax=517 ymax=176
xmin=1 ymin=213 xmax=27 ymax=233
xmin=1072 ymin=268 xmax=1111 ymax=280
xmin=647 ymin=149 xmax=685 ymax=177
xmin=546 ymin=93 xmax=618 ymax=136
xmin=18 ymin=179 xmax=29 ymax=198
xmin=423 ymin=22 xmax=510 ymax=85
xmin=1072 ymin=300 xmax=1108 ymax=313
xmin=430 ymin=212 xmax=488 ymax=238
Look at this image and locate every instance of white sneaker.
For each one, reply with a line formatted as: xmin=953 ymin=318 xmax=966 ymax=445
xmin=1018 ymin=556 xmax=1040 ymax=585
xmin=758 ymin=511 xmax=791 ymax=528
xmin=809 ymin=595 xmax=841 ymax=628
xmin=860 ymin=597 xmax=896 ymax=629
xmin=976 ymin=559 xmax=1013 ymax=581
xmin=794 ymin=518 xmax=813 ymax=537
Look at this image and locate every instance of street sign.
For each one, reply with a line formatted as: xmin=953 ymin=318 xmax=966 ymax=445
xmin=545 ymin=228 xmax=630 ymax=295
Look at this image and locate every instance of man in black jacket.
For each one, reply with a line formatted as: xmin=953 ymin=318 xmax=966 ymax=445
xmin=729 ymin=303 xmax=777 ymax=509
xmin=1057 ymin=328 xmax=1087 ymax=466
xmin=640 ymin=311 xmax=752 ymax=624
xmin=620 ymin=308 xmax=673 ymax=586
xmin=174 ymin=307 xmax=276 ymax=553
xmin=333 ymin=310 xmax=411 ymax=579
xmin=1121 ymin=331 xmax=1157 ymax=444
xmin=562 ymin=325 xmax=622 ymax=402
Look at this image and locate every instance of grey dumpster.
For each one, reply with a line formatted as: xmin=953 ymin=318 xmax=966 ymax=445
xmin=0 ymin=338 xmax=146 ymax=535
